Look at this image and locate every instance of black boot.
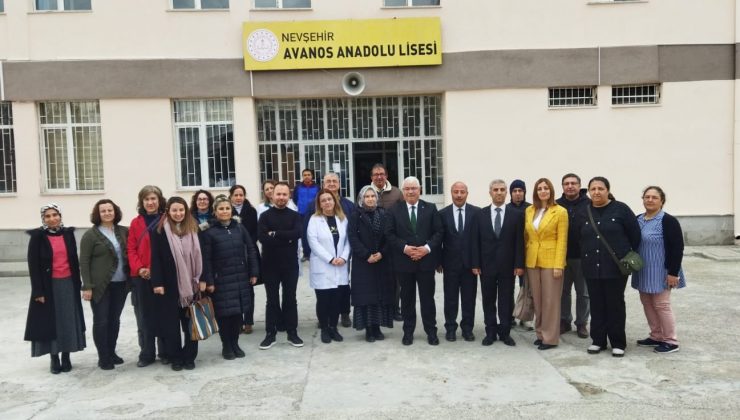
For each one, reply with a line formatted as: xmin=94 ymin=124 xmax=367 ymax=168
xmin=320 ymin=328 xmax=332 ymax=344
xmin=374 ymin=326 xmax=385 ymax=341
xmin=365 ymin=328 xmax=376 ymax=343
xmin=232 ymin=336 xmax=245 ymax=358
xmin=329 ymin=327 xmax=344 ymax=342
xmin=50 ymin=354 xmax=61 ymax=374
xmin=60 ymin=352 xmax=72 ymax=372
xmin=221 ymin=333 xmax=235 ymax=360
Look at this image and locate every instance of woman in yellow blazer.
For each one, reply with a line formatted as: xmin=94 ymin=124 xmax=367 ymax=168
xmin=524 ymin=178 xmax=568 ymax=350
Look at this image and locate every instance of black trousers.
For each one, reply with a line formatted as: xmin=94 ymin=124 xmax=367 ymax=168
xmin=315 ymin=288 xmax=340 ymax=329
xmin=243 ymin=287 xmax=255 ymax=326
xmin=338 ymin=284 xmax=351 ymax=315
xmin=131 ymin=277 xmax=166 ymax=362
xmin=399 ymin=270 xmax=437 ymax=336
xmin=586 ymin=276 xmax=628 ymax=350
xmin=263 ymin=264 xmax=299 ymax=334
xmin=90 ymin=281 xmax=128 ymax=362
xmin=164 ymin=307 xmax=198 ymax=365
xmin=480 ymin=273 xmax=515 ymax=338
xmin=443 ymin=268 xmax=477 ymax=334
xmin=218 ymin=314 xmax=242 ymax=348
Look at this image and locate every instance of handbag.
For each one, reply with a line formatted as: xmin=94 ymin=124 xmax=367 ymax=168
xmin=513 ymin=277 xmax=534 ymax=322
xmin=586 ymin=206 xmax=644 ymax=276
xmin=188 ymin=294 xmax=219 ymax=341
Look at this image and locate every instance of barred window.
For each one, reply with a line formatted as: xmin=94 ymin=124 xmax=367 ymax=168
xmin=0 ymin=0 xmax=4 ymax=13
xmin=172 ymin=0 xmax=229 ymax=9
xmin=39 ymin=101 xmax=104 ymax=192
xmin=173 ymin=99 xmax=235 ymax=188
xmin=384 ymin=0 xmax=440 ymax=6
xmin=548 ymin=86 xmax=597 ymax=108
xmin=0 ymin=102 xmax=16 ymax=193
xmin=254 ymin=0 xmax=311 ymax=8
xmin=612 ymin=84 xmax=660 ymax=105
xmin=35 ymin=0 xmax=91 ymax=11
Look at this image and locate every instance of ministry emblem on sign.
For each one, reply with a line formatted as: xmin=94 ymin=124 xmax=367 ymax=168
xmin=247 ymin=29 xmax=280 ymax=62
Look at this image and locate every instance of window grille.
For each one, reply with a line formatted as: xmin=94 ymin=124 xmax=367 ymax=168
xmin=0 ymin=102 xmax=16 ymax=193
xmin=39 ymin=101 xmax=104 ymax=191
xmin=173 ymin=99 xmax=235 ymax=188
xmin=35 ymin=0 xmax=91 ymax=11
xmin=548 ymin=86 xmax=597 ymax=108
xmin=172 ymin=0 xmax=229 ymax=9
xmin=612 ymin=84 xmax=660 ymax=105
xmin=384 ymin=0 xmax=440 ymax=6
xmin=254 ymin=0 xmax=311 ymax=8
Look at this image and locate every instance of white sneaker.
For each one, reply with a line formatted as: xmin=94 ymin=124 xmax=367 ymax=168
xmin=587 ymin=344 xmax=603 ymax=354
xmin=612 ymin=348 xmax=625 ymax=358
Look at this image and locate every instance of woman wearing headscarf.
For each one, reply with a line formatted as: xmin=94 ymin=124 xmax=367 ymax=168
xmin=229 ymin=184 xmax=259 ymax=335
xmin=24 ymin=204 xmax=86 ymax=374
xmin=80 ymin=199 xmax=129 ymax=370
xmin=347 ymin=186 xmax=395 ymax=342
xmin=150 ymin=197 xmax=203 ymax=371
xmin=201 ymin=195 xmax=259 ymax=359
xmin=632 ymin=186 xmax=686 ymax=354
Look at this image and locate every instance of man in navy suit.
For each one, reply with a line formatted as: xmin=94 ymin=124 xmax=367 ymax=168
xmin=385 ymin=176 xmax=444 ymax=346
xmin=471 ymin=179 xmax=525 ymax=347
xmin=438 ymin=182 xmax=481 ymax=342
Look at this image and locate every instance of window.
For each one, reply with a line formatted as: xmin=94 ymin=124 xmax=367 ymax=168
xmin=0 ymin=102 xmax=16 ymax=193
xmin=254 ymin=0 xmax=311 ymax=9
xmin=173 ymin=99 xmax=235 ymax=188
xmin=384 ymin=0 xmax=440 ymax=6
xmin=38 ymin=101 xmax=104 ymax=191
xmin=35 ymin=0 xmax=92 ymax=11
xmin=0 ymin=0 xmax=4 ymax=13
xmin=612 ymin=83 xmax=660 ymax=105
xmin=172 ymin=0 xmax=229 ymax=10
xmin=548 ymin=86 xmax=597 ymax=108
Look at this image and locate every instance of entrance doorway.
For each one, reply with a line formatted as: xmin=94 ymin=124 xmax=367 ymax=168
xmin=352 ymin=142 xmax=399 ymax=196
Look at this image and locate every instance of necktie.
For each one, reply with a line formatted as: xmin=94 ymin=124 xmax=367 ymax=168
xmin=494 ymin=207 xmax=502 ymax=237
xmin=457 ymin=208 xmax=464 ymax=232
xmin=410 ymin=205 xmax=417 ymax=233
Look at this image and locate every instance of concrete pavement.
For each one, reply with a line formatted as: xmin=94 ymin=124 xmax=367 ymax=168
xmin=1 ymin=250 xmax=739 ymax=419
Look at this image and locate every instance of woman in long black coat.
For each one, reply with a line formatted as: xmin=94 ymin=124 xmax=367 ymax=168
xmin=229 ymin=184 xmax=260 ymax=335
xmin=25 ymin=204 xmax=86 ymax=374
xmin=201 ymin=195 xmax=259 ymax=360
xmin=348 ymin=186 xmax=395 ymax=342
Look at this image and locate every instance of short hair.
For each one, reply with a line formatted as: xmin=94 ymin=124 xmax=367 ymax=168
xmin=323 ymin=172 xmax=340 ymax=182
xmin=158 ymin=196 xmax=198 ymax=234
xmin=302 ymin=168 xmax=315 ymax=177
xmin=274 ymin=181 xmax=291 ymax=193
xmin=561 ymin=173 xmax=581 ymax=184
xmin=532 ymin=178 xmax=556 ymax=209
xmin=90 ymin=199 xmax=123 ymax=226
xmin=313 ymin=189 xmax=346 ymax=220
xmin=643 ymin=185 xmax=666 ymax=206
xmin=190 ymin=189 xmax=214 ymax=215
xmin=402 ymin=176 xmax=421 ymax=188
xmin=450 ymin=181 xmax=468 ymax=192
xmin=371 ymin=163 xmax=387 ymax=174
xmin=489 ymin=179 xmax=506 ymax=190
xmin=136 ymin=185 xmax=165 ymax=214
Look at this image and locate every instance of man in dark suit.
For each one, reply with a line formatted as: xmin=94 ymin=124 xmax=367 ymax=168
xmin=438 ymin=182 xmax=481 ymax=342
xmin=385 ymin=176 xmax=444 ymax=346
xmin=471 ymin=179 xmax=525 ymax=347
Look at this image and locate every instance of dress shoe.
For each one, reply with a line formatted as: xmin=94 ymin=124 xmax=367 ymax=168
xmin=171 ymin=363 xmax=184 ymax=371
xmin=402 ymin=334 xmax=414 ymax=346
xmin=373 ymin=327 xmax=385 ymax=340
xmin=533 ymin=339 xmax=543 ymax=346
xmin=184 ymin=361 xmax=196 ymax=370
xmin=502 ymin=336 xmax=516 ymax=347
xmin=445 ymin=330 xmax=456 ymax=342
xmin=538 ymin=343 xmax=558 ymax=350
xmin=427 ymin=335 xmax=440 ymax=346
xmin=321 ymin=328 xmax=332 ymax=344
xmin=98 ymin=360 xmax=115 ymax=370
xmin=365 ymin=328 xmax=376 ymax=343
xmin=576 ymin=325 xmax=589 ymax=339
xmin=222 ymin=346 xmax=236 ymax=360
xmin=159 ymin=357 xmax=171 ymax=365
xmin=233 ymin=342 xmax=246 ymax=358
xmin=137 ymin=359 xmax=154 ymax=368
xmin=111 ymin=353 xmax=124 ymax=365
xmin=242 ymin=324 xmax=253 ymax=334
xmin=341 ymin=313 xmax=352 ymax=328
xmin=462 ymin=331 xmax=475 ymax=342
xmin=560 ymin=321 xmax=572 ymax=335
xmin=482 ymin=335 xmax=496 ymax=346
xmin=50 ymin=354 xmax=62 ymax=374
xmin=329 ymin=328 xmax=344 ymax=342
xmin=60 ymin=352 xmax=72 ymax=372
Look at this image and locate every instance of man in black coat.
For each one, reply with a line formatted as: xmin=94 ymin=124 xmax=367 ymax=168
xmin=385 ymin=176 xmax=444 ymax=346
xmin=438 ymin=181 xmax=480 ymax=342
xmin=471 ymin=179 xmax=525 ymax=347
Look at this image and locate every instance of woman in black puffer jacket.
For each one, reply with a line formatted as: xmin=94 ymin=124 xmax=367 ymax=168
xmin=200 ymin=195 xmax=260 ymax=360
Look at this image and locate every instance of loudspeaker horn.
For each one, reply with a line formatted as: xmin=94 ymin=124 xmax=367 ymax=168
xmin=341 ymin=72 xmax=365 ymax=96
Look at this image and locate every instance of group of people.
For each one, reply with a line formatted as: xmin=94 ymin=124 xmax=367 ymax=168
xmin=24 ymin=164 xmax=686 ymax=375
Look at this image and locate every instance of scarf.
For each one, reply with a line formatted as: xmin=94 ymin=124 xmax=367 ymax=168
xmin=40 ymin=203 xmax=64 ymax=233
xmin=163 ymin=221 xmax=203 ymax=308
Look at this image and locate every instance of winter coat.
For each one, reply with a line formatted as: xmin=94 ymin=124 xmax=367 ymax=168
xmin=556 ymin=188 xmax=591 ymax=259
xmin=80 ymin=225 xmax=130 ymax=303
xmin=578 ymin=201 xmax=641 ymax=279
xmin=347 ymin=208 xmax=394 ymax=307
xmin=294 ymin=182 xmax=320 ymax=216
xmin=200 ymin=219 xmax=260 ymax=317
xmin=232 ymin=201 xmax=258 ymax=240
xmin=306 ymin=214 xmax=350 ymax=290
xmin=127 ymin=214 xmax=160 ymax=277
xmin=24 ymin=227 xmax=86 ymax=342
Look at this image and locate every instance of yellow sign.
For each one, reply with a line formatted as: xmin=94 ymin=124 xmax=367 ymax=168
xmin=243 ymin=18 xmax=442 ymax=71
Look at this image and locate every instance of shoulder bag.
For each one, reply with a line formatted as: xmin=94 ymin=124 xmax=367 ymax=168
xmin=586 ymin=206 xmax=643 ymax=276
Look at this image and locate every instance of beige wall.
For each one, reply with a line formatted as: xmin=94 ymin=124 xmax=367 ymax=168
xmin=0 ymin=0 xmax=735 ymax=61
xmin=444 ymin=81 xmax=734 ymax=216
